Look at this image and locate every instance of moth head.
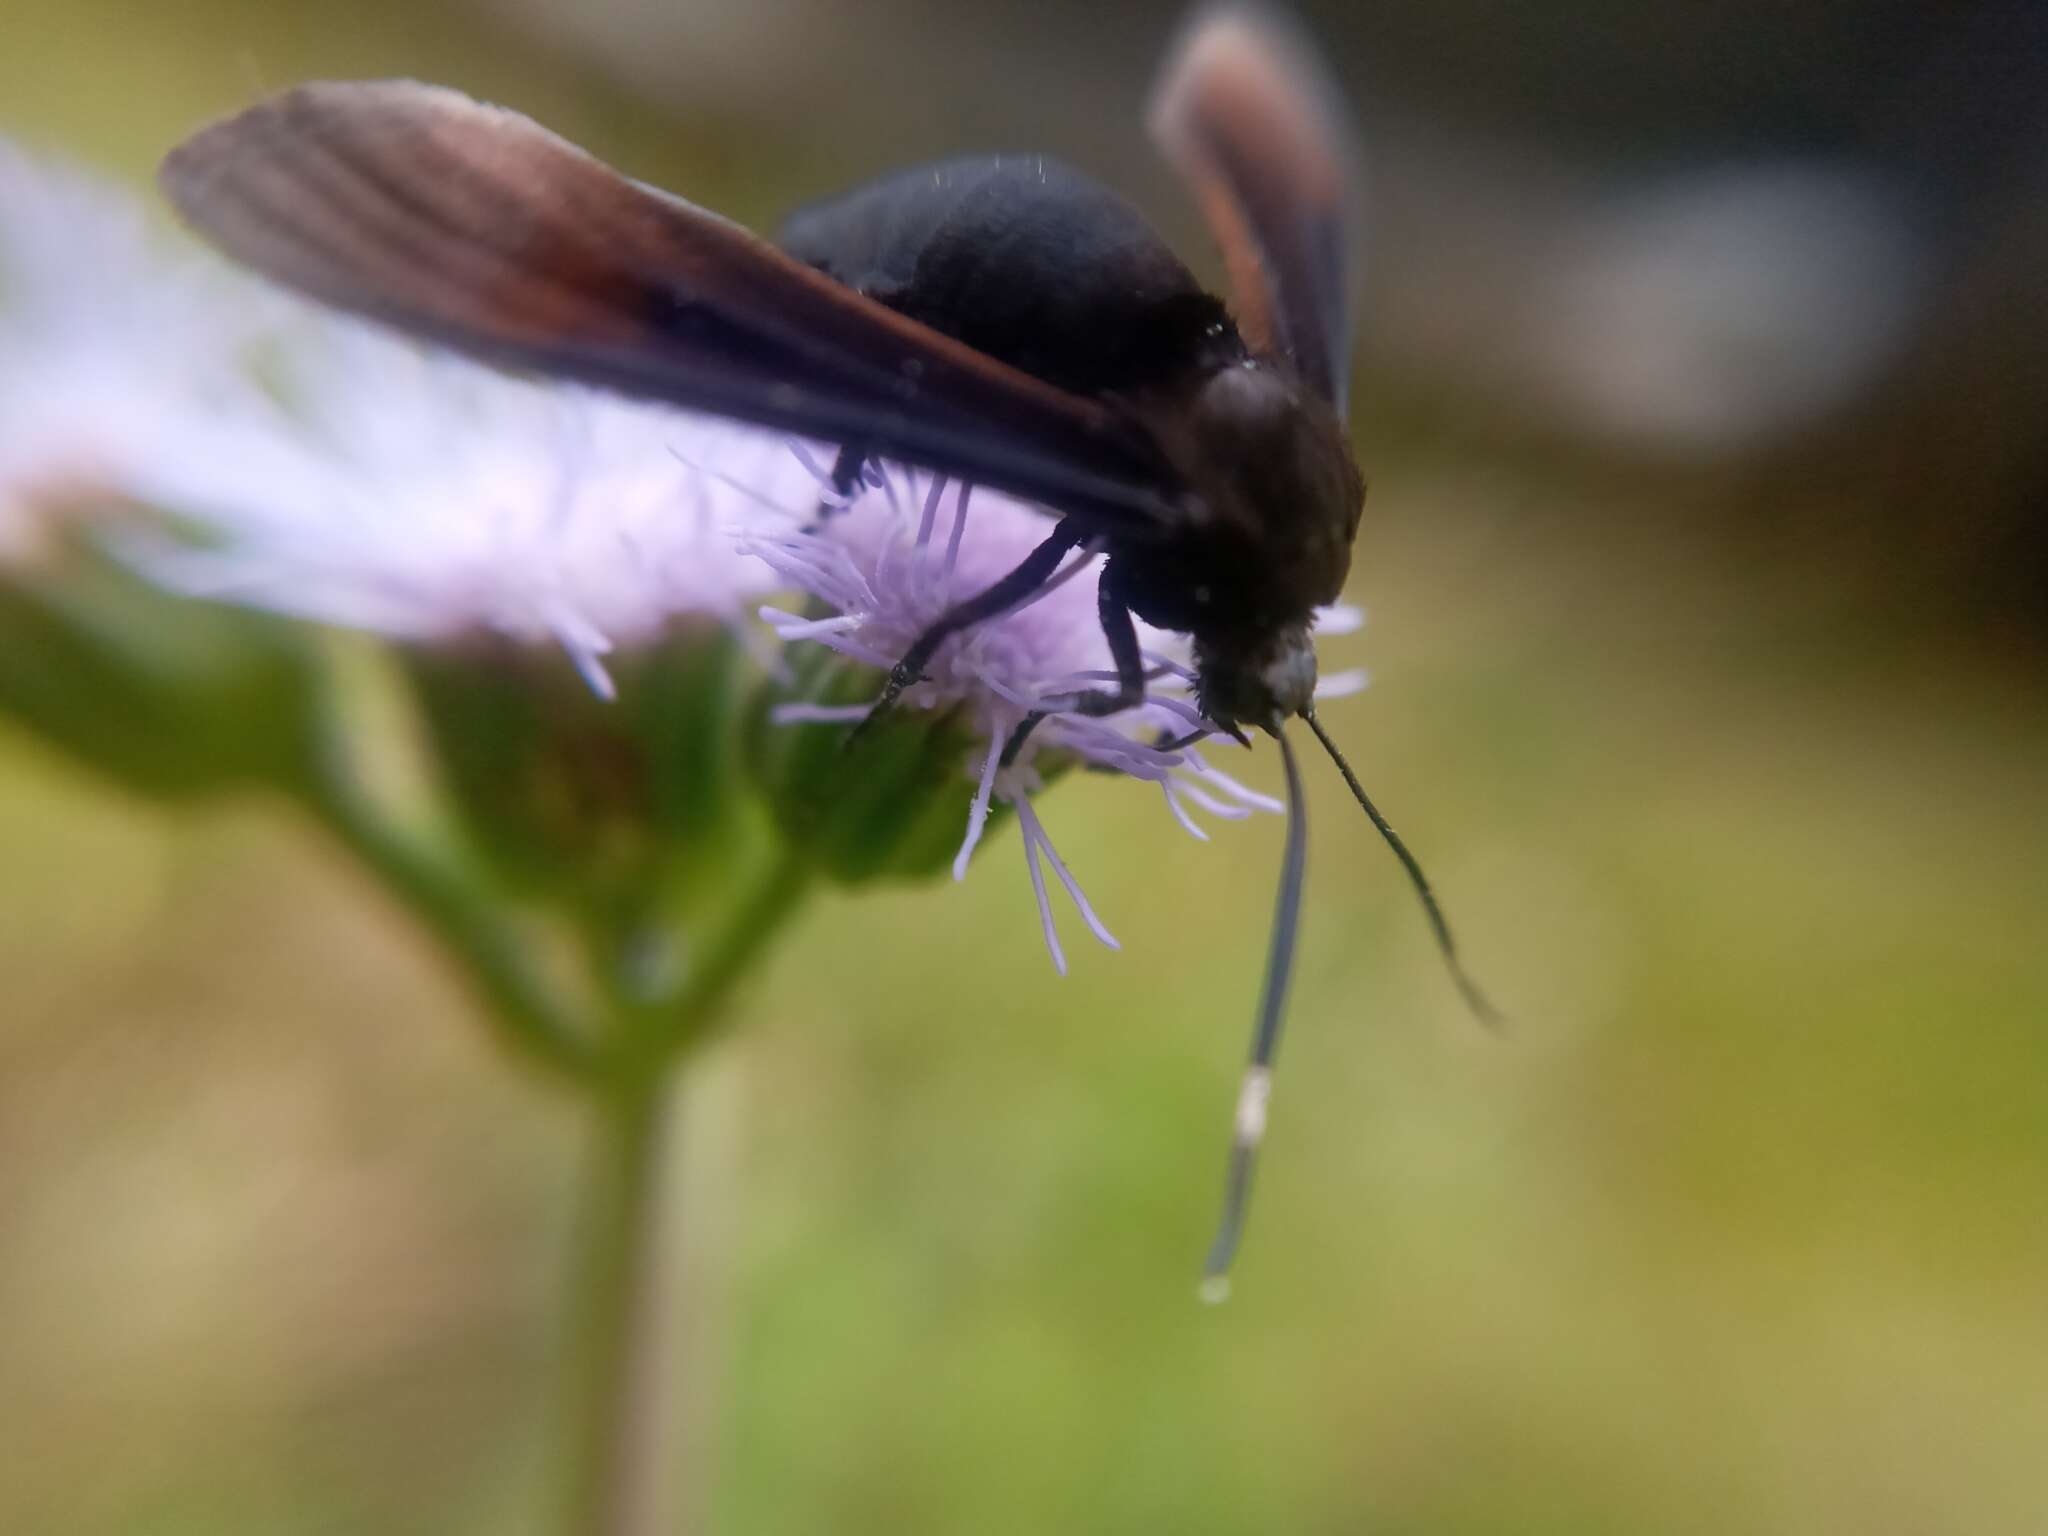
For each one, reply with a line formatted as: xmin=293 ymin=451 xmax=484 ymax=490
xmin=1194 ymin=620 xmax=1318 ymax=736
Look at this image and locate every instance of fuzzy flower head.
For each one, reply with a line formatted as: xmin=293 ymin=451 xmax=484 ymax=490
xmin=137 ymin=319 xmax=795 ymax=698
xmin=0 ymin=140 xmax=270 ymax=559
xmin=742 ymin=458 xmax=1365 ymax=972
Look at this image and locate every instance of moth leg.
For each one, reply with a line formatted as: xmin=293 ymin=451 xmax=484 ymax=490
xmin=849 ymin=519 xmax=1089 ymax=743
xmin=1000 ymin=563 xmax=1146 ymax=766
xmin=803 ymin=442 xmax=869 ymax=533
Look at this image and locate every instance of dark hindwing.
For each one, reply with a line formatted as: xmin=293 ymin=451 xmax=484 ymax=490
xmin=1150 ymin=6 xmax=1360 ymax=411
xmin=160 ymin=82 xmax=1188 ymax=531
xmin=779 ymin=156 xmax=1247 ymax=400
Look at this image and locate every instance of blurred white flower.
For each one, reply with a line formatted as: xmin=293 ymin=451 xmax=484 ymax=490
xmin=0 ymin=139 xmax=272 ymax=561
xmin=135 ymin=318 xmax=796 ymax=699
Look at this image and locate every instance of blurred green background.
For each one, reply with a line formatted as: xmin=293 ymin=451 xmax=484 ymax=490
xmin=3 ymin=0 xmax=2045 ymax=1532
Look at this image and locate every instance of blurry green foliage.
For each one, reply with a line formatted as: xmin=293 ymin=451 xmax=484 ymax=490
xmin=0 ymin=3 xmax=2043 ymax=1535
xmin=0 ymin=534 xmax=315 ymax=798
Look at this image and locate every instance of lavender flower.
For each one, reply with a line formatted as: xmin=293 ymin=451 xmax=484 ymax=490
xmin=742 ymin=463 xmax=1365 ymax=972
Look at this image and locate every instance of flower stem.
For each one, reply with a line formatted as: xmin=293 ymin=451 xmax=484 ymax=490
xmin=297 ymin=682 xmax=594 ymax=1081
xmin=667 ymin=847 xmax=815 ymax=1048
xmin=561 ymin=847 xmax=815 ymax=1536
xmin=599 ymin=846 xmax=816 ymax=1076
xmin=560 ymin=1076 xmax=671 ymax=1536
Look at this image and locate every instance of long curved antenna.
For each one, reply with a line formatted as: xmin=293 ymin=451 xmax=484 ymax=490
xmin=1200 ymin=725 xmax=1310 ymax=1301
xmin=1302 ymin=705 xmax=1503 ymax=1029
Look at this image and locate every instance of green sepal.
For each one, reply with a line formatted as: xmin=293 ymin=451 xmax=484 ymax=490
xmin=402 ymin=624 xmax=752 ymax=918
xmin=745 ymin=642 xmax=1012 ymax=886
xmin=0 ymin=534 xmax=316 ymax=799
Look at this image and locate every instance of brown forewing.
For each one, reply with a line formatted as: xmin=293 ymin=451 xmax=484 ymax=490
xmin=161 ymin=81 xmax=1182 ymax=530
